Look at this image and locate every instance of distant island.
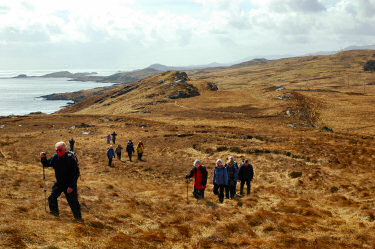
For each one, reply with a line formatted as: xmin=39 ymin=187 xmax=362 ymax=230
xmin=13 ymin=71 xmax=97 ymax=79
xmin=41 ymin=71 xmax=97 ymax=78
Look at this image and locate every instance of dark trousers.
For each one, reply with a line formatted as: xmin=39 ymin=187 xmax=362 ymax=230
xmin=108 ymin=157 xmax=113 ymax=166
xmin=128 ymin=152 xmax=133 ymax=161
xmin=48 ymin=182 xmax=81 ymax=219
xmin=193 ymin=188 xmax=205 ymax=199
xmin=225 ymin=184 xmax=236 ymax=199
xmin=116 ymin=152 xmax=121 ymax=160
xmin=214 ymin=184 xmax=225 ymax=203
xmin=112 ymin=138 xmax=116 ymax=144
xmin=138 ymin=153 xmax=143 ymax=160
xmin=240 ymin=179 xmax=251 ymax=195
xmin=70 ymin=144 xmax=74 ymax=152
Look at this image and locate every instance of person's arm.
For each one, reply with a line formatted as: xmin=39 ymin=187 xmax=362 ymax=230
xmin=250 ymin=164 xmax=254 ymax=181
xmin=212 ymin=169 xmax=216 ymax=185
xmin=67 ymin=156 xmax=80 ymax=192
xmin=238 ymin=165 xmax=242 ymax=181
xmin=224 ymin=168 xmax=228 ymax=185
xmin=40 ymin=153 xmax=55 ymax=168
xmin=234 ymin=167 xmax=238 ymax=182
xmin=185 ymin=167 xmax=195 ymax=179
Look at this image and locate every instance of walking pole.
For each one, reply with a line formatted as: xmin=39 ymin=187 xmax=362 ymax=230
xmin=186 ymin=179 xmax=189 ymax=203
xmin=42 ymin=165 xmax=47 ymax=212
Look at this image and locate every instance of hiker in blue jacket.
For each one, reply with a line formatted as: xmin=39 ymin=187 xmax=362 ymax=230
xmin=212 ymin=159 xmax=228 ymax=203
xmin=107 ymin=145 xmax=115 ymax=166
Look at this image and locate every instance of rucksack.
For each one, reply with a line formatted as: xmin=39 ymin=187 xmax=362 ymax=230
xmin=194 ymin=165 xmax=208 ymax=186
xmin=67 ymin=151 xmax=80 ymax=177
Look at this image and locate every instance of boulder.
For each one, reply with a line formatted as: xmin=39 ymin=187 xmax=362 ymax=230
xmin=289 ymin=171 xmax=302 ymax=178
xmin=364 ymin=60 xmax=375 ymax=71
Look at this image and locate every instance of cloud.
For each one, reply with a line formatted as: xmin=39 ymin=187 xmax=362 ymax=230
xmin=0 ymin=0 xmax=374 ymax=69
xmin=0 ymin=6 xmax=10 ymax=14
xmin=269 ymin=0 xmax=326 ymax=13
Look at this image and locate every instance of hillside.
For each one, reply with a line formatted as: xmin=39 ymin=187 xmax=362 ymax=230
xmin=72 ymin=68 xmax=161 ymax=83
xmin=1 ymin=50 xmax=375 ymax=248
xmin=58 ymin=71 xmax=218 ymax=115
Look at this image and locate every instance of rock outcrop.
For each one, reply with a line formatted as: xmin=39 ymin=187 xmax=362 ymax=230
xmin=364 ymin=60 xmax=375 ymax=71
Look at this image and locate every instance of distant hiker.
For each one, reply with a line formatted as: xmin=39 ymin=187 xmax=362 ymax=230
xmin=106 ymin=134 xmax=111 ymax=144
xmin=111 ymin=132 xmax=117 ymax=144
xmin=115 ymin=144 xmax=123 ymax=160
xmin=238 ymin=159 xmax=254 ymax=196
xmin=136 ymin=141 xmax=144 ymax=161
xmin=185 ymin=159 xmax=208 ymax=199
xmin=40 ymin=141 xmax=82 ymax=221
xmin=213 ymin=159 xmax=228 ymax=203
xmin=69 ymin=138 xmax=75 ymax=152
xmin=126 ymin=140 xmax=135 ymax=162
xmin=107 ymin=145 xmax=115 ymax=166
xmin=225 ymin=160 xmax=238 ymax=199
xmin=227 ymin=156 xmax=238 ymax=195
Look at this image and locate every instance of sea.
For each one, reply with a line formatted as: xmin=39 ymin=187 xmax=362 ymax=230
xmin=0 ymin=69 xmax=121 ymax=116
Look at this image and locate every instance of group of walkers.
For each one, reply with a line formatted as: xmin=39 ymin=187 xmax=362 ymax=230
xmin=186 ymin=156 xmax=254 ymax=203
xmin=106 ymin=131 xmax=144 ymax=166
xmin=39 ymin=137 xmax=251 ymax=223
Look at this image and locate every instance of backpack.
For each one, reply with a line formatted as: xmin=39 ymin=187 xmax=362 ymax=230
xmin=67 ymin=151 xmax=80 ymax=178
xmin=194 ymin=165 xmax=208 ymax=186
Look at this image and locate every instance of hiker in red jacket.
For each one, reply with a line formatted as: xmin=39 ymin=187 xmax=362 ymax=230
xmin=185 ymin=159 xmax=208 ymax=199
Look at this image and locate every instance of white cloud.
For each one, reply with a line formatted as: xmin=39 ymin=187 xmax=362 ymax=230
xmin=0 ymin=0 xmax=374 ymax=69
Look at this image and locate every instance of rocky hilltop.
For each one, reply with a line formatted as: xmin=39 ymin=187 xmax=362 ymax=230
xmin=58 ymin=71 xmax=218 ymax=114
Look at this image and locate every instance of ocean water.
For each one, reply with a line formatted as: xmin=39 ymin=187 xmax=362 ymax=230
xmin=0 ymin=77 xmax=115 ymax=116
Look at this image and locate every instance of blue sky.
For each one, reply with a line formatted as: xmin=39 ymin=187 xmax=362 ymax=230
xmin=0 ymin=0 xmax=374 ymax=70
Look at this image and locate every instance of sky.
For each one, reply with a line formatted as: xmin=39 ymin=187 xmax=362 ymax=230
xmin=0 ymin=0 xmax=375 ymax=71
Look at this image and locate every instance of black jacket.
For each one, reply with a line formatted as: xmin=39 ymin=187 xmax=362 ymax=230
xmin=126 ymin=142 xmax=135 ymax=153
xmin=41 ymin=152 xmax=80 ymax=188
xmin=238 ymin=163 xmax=254 ymax=181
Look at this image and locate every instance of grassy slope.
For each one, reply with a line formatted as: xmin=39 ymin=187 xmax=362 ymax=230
xmin=0 ymin=50 xmax=375 ymax=248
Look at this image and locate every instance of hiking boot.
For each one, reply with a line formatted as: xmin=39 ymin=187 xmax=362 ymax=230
xmin=74 ymin=218 xmax=84 ymax=224
xmin=49 ymin=211 xmax=59 ymax=217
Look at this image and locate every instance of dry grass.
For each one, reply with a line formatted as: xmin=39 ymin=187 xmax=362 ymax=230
xmin=0 ymin=50 xmax=375 ymax=248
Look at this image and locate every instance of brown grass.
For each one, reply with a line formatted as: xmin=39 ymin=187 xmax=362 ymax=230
xmin=0 ymin=50 xmax=375 ymax=248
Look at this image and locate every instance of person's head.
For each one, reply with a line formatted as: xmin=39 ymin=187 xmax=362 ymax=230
xmin=110 ymin=145 xmax=113 ymax=148
xmin=229 ymin=156 xmax=234 ymax=162
xmin=227 ymin=161 xmax=233 ymax=167
xmin=244 ymin=159 xmax=249 ymax=166
xmin=193 ymin=159 xmax=200 ymax=167
xmin=55 ymin=141 xmax=67 ymax=157
xmin=216 ymin=159 xmax=223 ymax=167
